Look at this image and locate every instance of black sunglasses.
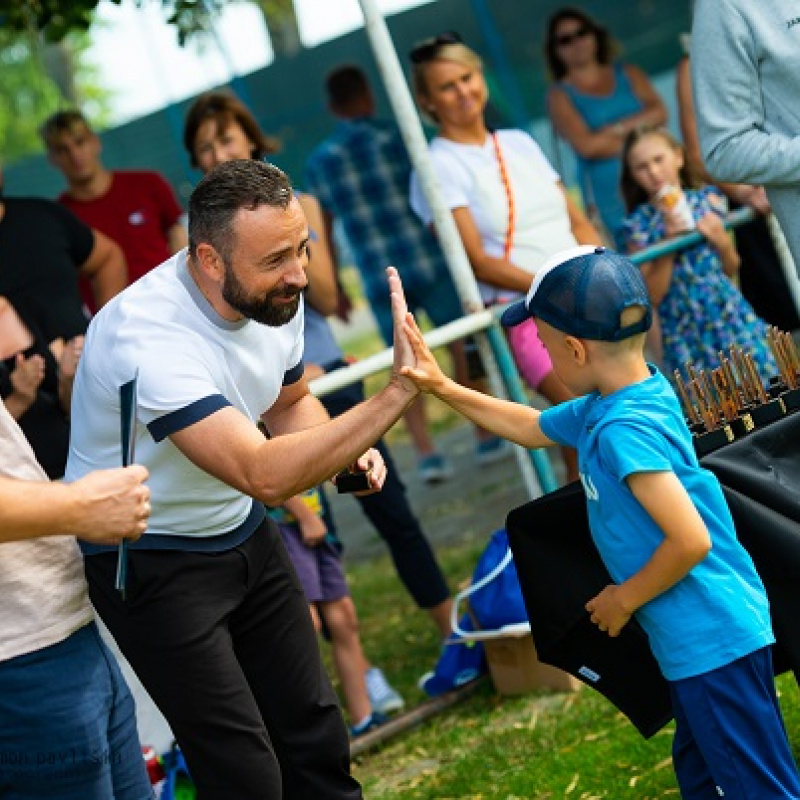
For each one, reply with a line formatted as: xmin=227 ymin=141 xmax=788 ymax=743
xmin=554 ymin=25 xmax=592 ymax=47
xmin=409 ymin=31 xmax=463 ymax=64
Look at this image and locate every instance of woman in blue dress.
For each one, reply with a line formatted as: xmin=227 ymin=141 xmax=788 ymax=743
xmin=619 ymin=125 xmax=776 ymax=381
xmin=545 ymin=7 xmax=667 ymax=246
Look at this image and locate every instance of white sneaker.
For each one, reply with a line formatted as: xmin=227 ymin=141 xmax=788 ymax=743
xmin=365 ymin=667 xmax=405 ymax=714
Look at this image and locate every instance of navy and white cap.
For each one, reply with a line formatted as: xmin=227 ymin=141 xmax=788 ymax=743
xmin=500 ymin=245 xmax=652 ymax=342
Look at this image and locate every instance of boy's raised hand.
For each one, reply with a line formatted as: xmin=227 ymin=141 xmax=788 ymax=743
xmin=400 ymin=310 xmax=449 ymax=395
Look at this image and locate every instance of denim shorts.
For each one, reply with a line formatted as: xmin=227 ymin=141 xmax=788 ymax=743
xmin=0 ymin=621 xmax=153 ymax=800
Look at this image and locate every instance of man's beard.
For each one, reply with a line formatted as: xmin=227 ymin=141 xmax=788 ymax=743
xmin=221 ymin=264 xmax=301 ymax=327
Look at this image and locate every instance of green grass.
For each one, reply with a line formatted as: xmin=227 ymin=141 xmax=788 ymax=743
xmin=328 ymin=539 xmax=800 ymax=799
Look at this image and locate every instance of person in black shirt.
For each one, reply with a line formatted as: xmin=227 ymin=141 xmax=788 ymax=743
xmin=0 ymin=163 xmax=126 ymax=341
xmin=0 ymin=297 xmax=81 ymax=478
xmin=0 ymin=163 xmax=126 ymax=475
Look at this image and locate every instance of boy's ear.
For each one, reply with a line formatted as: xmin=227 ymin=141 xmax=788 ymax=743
xmin=564 ymin=334 xmax=587 ymax=365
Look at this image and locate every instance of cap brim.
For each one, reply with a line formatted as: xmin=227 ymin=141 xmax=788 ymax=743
xmin=499 ymin=301 xmax=529 ymax=328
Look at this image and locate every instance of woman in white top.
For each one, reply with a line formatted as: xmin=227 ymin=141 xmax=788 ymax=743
xmin=409 ymin=33 xmax=602 ymax=480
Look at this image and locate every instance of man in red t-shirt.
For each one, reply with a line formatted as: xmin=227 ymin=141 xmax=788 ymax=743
xmin=40 ymin=110 xmax=188 ymax=312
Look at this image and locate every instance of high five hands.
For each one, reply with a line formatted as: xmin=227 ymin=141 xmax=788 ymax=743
xmin=386 ymin=266 xmax=448 ymax=396
xmin=387 ymin=266 xmax=419 ymax=395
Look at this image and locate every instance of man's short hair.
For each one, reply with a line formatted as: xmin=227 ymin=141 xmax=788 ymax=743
xmin=39 ymin=109 xmax=93 ymax=148
xmin=325 ymin=65 xmax=370 ymax=110
xmin=188 ymin=160 xmax=293 ymax=265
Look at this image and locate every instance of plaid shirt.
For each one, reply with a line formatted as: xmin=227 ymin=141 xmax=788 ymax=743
xmin=305 ymin=118 xmax=448 ymax=298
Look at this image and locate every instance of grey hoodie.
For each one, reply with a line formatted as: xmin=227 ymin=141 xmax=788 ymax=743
xmin=691 ymin=0 xmax=800 ymax=273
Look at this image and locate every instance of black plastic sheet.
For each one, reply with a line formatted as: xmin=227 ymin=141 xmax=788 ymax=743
xmin=507 ymin=413 xmax=800 ymax=738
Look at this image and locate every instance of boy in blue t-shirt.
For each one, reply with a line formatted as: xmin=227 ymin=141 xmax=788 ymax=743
xmin=395 ymin=245 xmax=800 ymax=799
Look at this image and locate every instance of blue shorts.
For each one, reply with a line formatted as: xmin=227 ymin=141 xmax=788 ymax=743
xmin=370 ymin=274 xmax=463 ymax=346
xmin=669 ymin=646 xmax=800 ymax=799
xmin=0 ymin=621 xmax=152 ymax=800
xmin=277 ymin=522 xmax=350 ymax=603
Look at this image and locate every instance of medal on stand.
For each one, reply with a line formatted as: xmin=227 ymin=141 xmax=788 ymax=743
xmin=673 ymin=331 xmax=800 ymax=456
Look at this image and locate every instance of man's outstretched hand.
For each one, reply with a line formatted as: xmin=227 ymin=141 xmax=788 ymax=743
xmin=387 ymin=266 xmax=419 ymax=395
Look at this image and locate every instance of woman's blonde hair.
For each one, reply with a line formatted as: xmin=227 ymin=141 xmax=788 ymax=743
xmin=411 ymin=42 xmax=483 ymax=123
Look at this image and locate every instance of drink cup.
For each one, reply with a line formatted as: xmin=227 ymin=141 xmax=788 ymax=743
xmin=654 ymin=185 xmax=695 ymax=231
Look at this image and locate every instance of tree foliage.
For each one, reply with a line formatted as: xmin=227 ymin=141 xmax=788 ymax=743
xmin=0 ymin=0 xmax=300 ymax=159
xmin=143 ymin=0 xmax=302 ymax=55
xmin=0 ymin=29 xmax=112 ymax=161
xmin=251 ymin=0 xmax=301 ymax=57
xmin=0 ymin=0 xmax=103 ymax=42
xmin=0 ymin=0 xmax=302 ymax=55
xmin=0 ymin=31 xmax=61 ymax=160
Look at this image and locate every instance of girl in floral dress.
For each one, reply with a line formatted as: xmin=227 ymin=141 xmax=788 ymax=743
xmin=619 ymin=125 xmax=776 ymax=380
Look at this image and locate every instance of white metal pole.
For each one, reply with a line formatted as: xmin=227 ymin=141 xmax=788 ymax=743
xmin=356 ymin=0 xmax=542 ymax=498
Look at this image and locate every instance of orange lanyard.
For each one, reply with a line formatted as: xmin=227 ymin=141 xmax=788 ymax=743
xmin=491 ymin=132 xmax=515 ymax=262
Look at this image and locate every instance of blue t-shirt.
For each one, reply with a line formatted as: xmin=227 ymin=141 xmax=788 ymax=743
xmin=539 ymin=367 xmax=773 ymax=681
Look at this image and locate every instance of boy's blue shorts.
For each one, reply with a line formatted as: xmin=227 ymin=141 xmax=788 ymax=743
xmin=669 ymin=646 xmax=800 ymax=800
xmin=0 ymin=621 xmax=152 ymax=800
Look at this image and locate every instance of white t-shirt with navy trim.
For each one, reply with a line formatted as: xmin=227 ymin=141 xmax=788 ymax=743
xmin=409 ymin=129 xmax=577 ymax=305
xmin=65 ymin=249 xmax=305 ymax=548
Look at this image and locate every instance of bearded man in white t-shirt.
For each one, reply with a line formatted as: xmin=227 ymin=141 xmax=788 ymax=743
xmin=65 ymin=159 xmax=420 ymax=800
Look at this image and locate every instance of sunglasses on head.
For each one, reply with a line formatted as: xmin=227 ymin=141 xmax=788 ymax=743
xmin=409 ymin=31 xmax=463 ymax=64
xmin=555 ymin=25 xmax=592 ymax=47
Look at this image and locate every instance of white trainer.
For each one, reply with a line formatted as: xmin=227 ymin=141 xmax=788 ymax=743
xmin=365 ymin=666 xmax=405 ymax=714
